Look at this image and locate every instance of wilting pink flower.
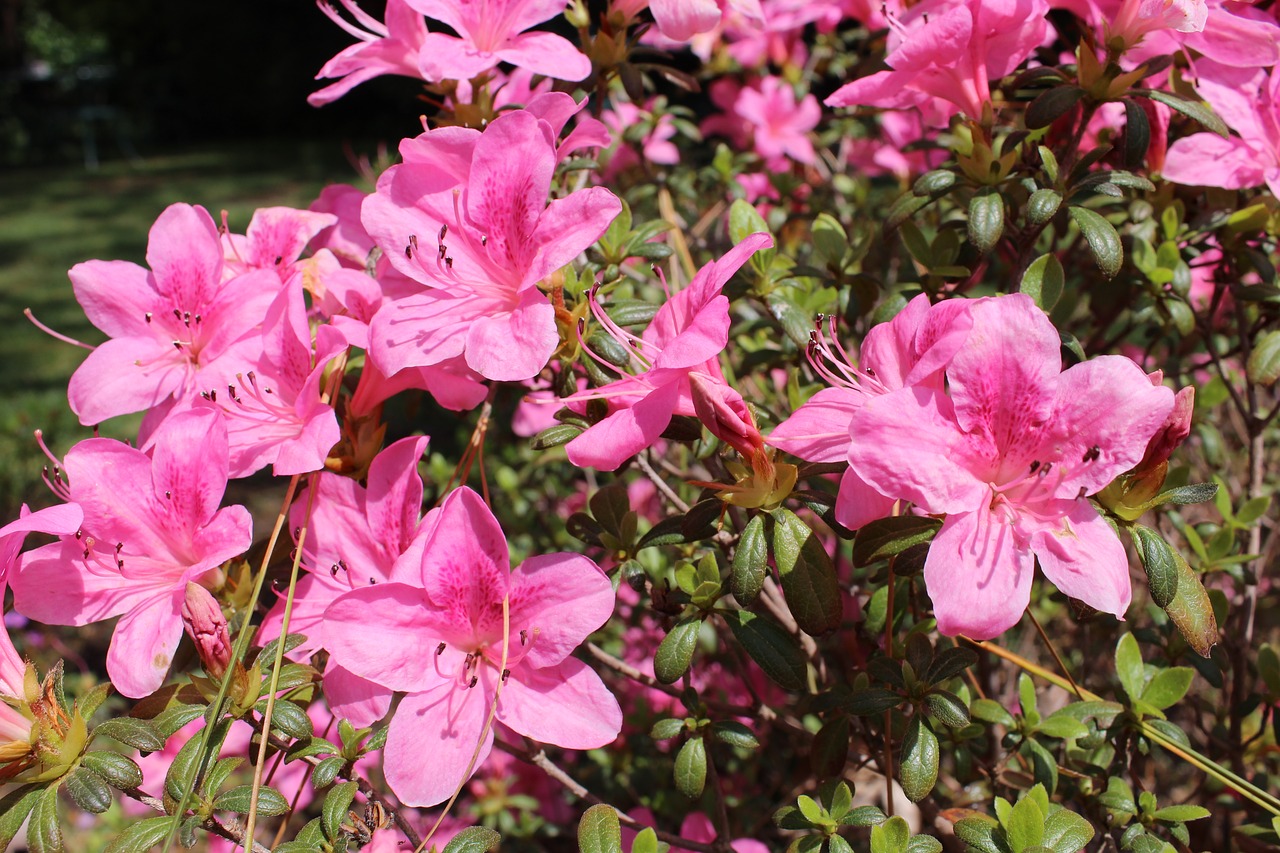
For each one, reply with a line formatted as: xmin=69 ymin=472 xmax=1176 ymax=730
xmin=563 ymin=233 xmax=773 ymax=471
xmin=13 ymin=408 xmax=252 ymax=697
xmin=1164 ymin=60 xmax=1280 ymax=196
xmin=826 ymin=0 xmax=1049 ymax=123
xmin=408 ymin=0 xmax=591 ymax=82
xmin=257 ymin=435 xmax=430 ymax=726
xmin=310 ymin=0 xmax=431 ymax=106
xmin=769 ymin=294 xmax=973 ymax=529
xmin=324 ymin=487 xmax=621 ymax=806
xmin=734 ymin=76 xmax=821 ymax=168
xmin=846 ymin=294 xmax=1175 ymax=639
xmin=65 ymin=203 xmax=277 ymax=427
xmin=364 ymin=108 xmax=620 ymax=383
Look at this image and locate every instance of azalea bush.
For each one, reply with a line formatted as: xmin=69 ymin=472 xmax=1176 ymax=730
xmin=4 ymin=0 xmax=1280 ymax=851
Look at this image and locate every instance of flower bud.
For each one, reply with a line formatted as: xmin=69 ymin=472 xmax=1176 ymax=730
xmin=182 ymin=583 xmax=231 ymax=679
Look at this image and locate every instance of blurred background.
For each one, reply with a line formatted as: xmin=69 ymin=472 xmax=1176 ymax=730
xmin=0 ymin=0 xmax=417 ymax=519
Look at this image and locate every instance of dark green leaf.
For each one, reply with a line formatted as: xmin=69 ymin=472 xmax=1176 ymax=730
xmin=1022 ymin=737 xmax=1060 ymax=794
xmin=264 ymin=700 xmax=314 ymax=741
xmin=924 ymin=690 xmax=970 ymax=728
xmin=1122 ymin=99 xmax=1150 ymax=170
xmin=899 ymin=717 xmax=939 ymax=803
xmin=27 ymin=785 xmax=61 ymax=853
xmin=81 ymin=752 xmax=144 ymax=790
xmin=322 ymin=780 xmax=358 ymax=841
xmin=94 ymin=717 xmax=165 ymax=752
xmin=0 ymin=786 xmax=46 ymax=851
xmin=674 ymin=737 xmax=707 ymax=799
xmin=311 ymin=755 xmax=346 ymax=790
xmin=852 ymin=517 xmax=942 ymax=567
xmin=840 ymin=806 xmax=887 ymax=827
xmin=443 ymin=826 xmax=504 ymax=853
xmin=654 ymin=618 xmax=701 ymax=684
xmin=840 ymin=688 xmax=903 ymax=717
xmin=1036 ymin=713 xmax=1089 ymax=740
xmin=532 ymin=423 xmax=584 ymax=450
xmin=810 ymin=716 xmax=850 ymax=778
xmin=257 ymin=633 xmax=308 ymax=668
xmin=712 ymin=721 xmax=760 ymax=750
xmin=912 ymin=170 xmax=957 ymax=197
xmin=723 ymin=609 xmax=808 ymax=691
xmin=1020 ymin=253 xmax=1065 ymax=312
xmin=730 ymin=514 xmax=769 ymax=605
xmin=150 ymin=704 xmax=207 ymax=739
xmin=886 ymin=194 xmax=934 ymax=232
xmin=1069 ymin=207 xmax=1123 ymax=277
xmin=605 ymin=299 xmax=660 ymax=329
xmin=1148 ymin=483 xmax=1217 ymax=508
xmin=1163 ymin=551 xmax=1218 ymax=657
xmin=1145 ymin=89 xmax=1229 ymax=136
xmin=925 ymin=647 xmax=978 ymax=684
xmin=771 ymin=509 xmax=842 ymax=635
xmin=953 ymin=815 xmax=1002 ymax=853
xmin=591 ymin=482 xmax=631 ymax=540
xmin=636 ymin=515 xmax=688 ymax=550
xmin=907 ymin=836 xmax=943 ymax=853
xmin=968 ymin=190 xmax=1005 ymax=255
xmin=1247 ymin=330 xmax=1280 ymax=387
xmin=1026 ymin=85 xmax=1085 ymax=129
xmin=65 ymin=768 xmax=112 ymax=814
xmin=104 ymin=817 xmax=174 ymax=853
xmin=213 ymin=784 xmax=290 ymax=817
xmin=1131 ymin=525 xmax=1178 ymax=608
xmin=1027 ymin=189 xmax=1063 ymax=228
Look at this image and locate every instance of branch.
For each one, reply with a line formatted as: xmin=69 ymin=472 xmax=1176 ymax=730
xmin=118 ymin=787 xmax=272 ymax=853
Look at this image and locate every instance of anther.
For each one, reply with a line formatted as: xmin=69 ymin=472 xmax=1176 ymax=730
xmin=1083 ymin=445 xmax=1101 ymax=463
xmin=520 ymin=630 xmax=529 ymax=646
xmin=173 ymin=341 xmax=183 ymax=349
xmin=501 ymin=668 xmax=511 ymax=682
xmin=165 ymin=490 xmax=172 ymax=499
xmin=368 ymin=576 xmax=376 ymax=585
xmin=436 ymin=643 xmax=446 ymax=655
xmin=1029 ymin=460 xmax=1041 ymax=473
xmin=480 ymin=235 xmax=488 ymax=247
xmin=1077 ymin=487 xmax=1088 ymax=498
xmin=468 ymin=676 xmax=478 ymax=689
xmin=145 ymin=312 xmax=152 ymax=323
xmin=438 ymin=224 xmax=448 ymax=242
xmin=330 ymin=564 xmax=340 ymax=576
xmin=274 ymin=255 xmax=283 ymax=265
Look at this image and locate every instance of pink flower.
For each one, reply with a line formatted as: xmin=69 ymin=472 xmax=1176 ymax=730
xmin=181 ymin=583 xmax=232 ymax=679
xmin=257 ymin=435 xmax=430 ymax=726
xmin=310 ymin=0 xmax=431 ymax=106
xmin=221 ymin=206 xmax=337 ymax=286
xmin=1163 ymin=60 xmax=1280 ymax=196
xmin=769 ymin=294 xmax=973 ymax=529
xmin=65 ymin=203 xmax=277 ymax=427
xmin=12 ymin=408 xmax=252 ymax=697
xmin=364 ymin=108 xmax=621 ymax=383
xmin=846 ymin=295 xmax=1175 ymax=639
xmin=648 ymin=0 xmax=764 ymax=41
xmin=563 ymin=233 xmax=773 ymax=471
xmin=324 ymin=487 xmax=621 ymax=806
xmin=734 ymin=76 xmax=821 ymax=168
xmin=826 ymin=0 xmax=1049 ymax=123
xmin=408 ymin=0 xmax=591 ymax=82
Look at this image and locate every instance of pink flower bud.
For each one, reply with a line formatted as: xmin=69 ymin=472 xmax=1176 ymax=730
xmin=182 ymin=583 xmax=231 ymax=679
xmin=1137 ymin=385 xmax=1195 ymax=473
xmin=689 ymin=372 xmax=764 ymax=460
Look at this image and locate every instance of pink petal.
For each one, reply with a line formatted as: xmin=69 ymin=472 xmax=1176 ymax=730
xmin=464 ymin=289 xmax=558 ymax=382
xmin=149 ymin=408 xmax=230 ymax=530
xmin=1031 ymin=501 xmax=1131 ymax=619
xmin=13 ymin=542 xmax=164 ymax=625
xmin=145 ymin=204 xmax=224 ymax=309
xmin=495 ymin=32 xmax=592 ymax=81
xmin=650 ymin=0 xmax=722 ymax=39
xmin=365 ymin=435 xmax=430 ymax=557
xmin=1163 ymin=133 xmax=1268 ymax=190
xmin=384 ymin=680 xmax=492 ymax=807
xmin=529 ymin=187 xmax=623 ymax=284
xmin=924 ymin=508 xmax=1034 ymax=640
xmin=420 ymin=488 xmax=512 ymax=639
xmin=768 ymin=387 xmax=863 ymax=464
xmin=68 ymin=336 xmax=188 ymax=425
xmin=497 ymin=658 xmax=621 ymax=748
xmin=107 ymin=591 xmax=185 ymax=698
xmin=565 ymin=379 xmax=682 ymax=471
xmin=324 ymin=583 xmax=455 ymax=692
xmin=68 ymin=260 xmax=155 ymax=338
xmin=323 ymin=661 xmax=394 ymax=728
xmin=833 ymin=467 xmax=897 ymax=531
xmin=509 ymin=553 xmax=615 ymax=669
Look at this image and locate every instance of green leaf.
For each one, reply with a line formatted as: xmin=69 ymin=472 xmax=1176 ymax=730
xmin=674 ymin=737 xmax=707 ymax=799
xmin=1019 ymin=673 xmax=1039 ymax=717
xmin=797 ymin=795 xmax=826 ymax=823
xmin=1145 ymin=89 xmax=1229 ymax=136
xmin=1036 ymin=712 xmax=1089 ymax=741
xmin=1121 ymin=99 xmax=1151 ymax=170
xmin=1146 ymin=482 xmax=1218 ymax=508
xmin=650 ymin=719 xmax=686 ymax=741
xmin=953 ymin=815 xmax=1002 ymax=853
xmin=631 ymin=827 xmax=660 ymax=853
xmin=322 ymin=780 xmax=358 ymax=841
xmin=1022 ymin=737 xmax=1060 ymax=794
xmin=65 ymin=767 xmax=112 ymax=814
xmin=722 ymin=610 xmax=808 ymax=691
xmin=730 ymin=514 xmax=768 ymax=605
xmin=264 ymin=699 xmax=314 ymax=741
xmin=811 ymin=715 xmax=850 ymax=778
xmin=907 ymin=836 xmax=943 ymax=853
xmin=443 ymin=826 xmax=504 ymax=853
xmin=924 ymin=690 xmax=970 ymax=728
xmin=81 ymin=751 xmax=144 ymax=790
xmin=828 ymin=834 xmax=856 ymax=853
xmin=654 ymin=618 xmax=701 ymax=684
xmin=899 ymin=716 xmax=939 ymax=803
xmin=93 ymin=717 xmax=165 ymax=752
xmin=1098 ymin=776 xmax=1137 ymax=815
xmin=150 ymin=704 xmax=206 ymax=740
xmin=1020 ymin=253 xmax=1065 ymax=312
xmin=591 ymin=482 xmax=631 ymax=540
xmin=840 ymin=806 xmax=887 ymax=827
xmin=886 ymin=193 xmax=934 ymax=232
xmin=852 ymin=516 xmax=942 ymax=567
xmin=1039 ymin=146 xmax=1060 ymax=184
xmin=1043 ymin=806 xmax=1094 ymax=853
xmin=1026 ymin=85 xmax=1085 ymax=129
xmin=970 ymin=698 xmax=1016 ymax=727
xmin=912 ymin=170 xmax=957 ymax=197
xmin=1131 ymin=525 xmax=1178 ymax=608
xmin=0 ymin=785 xmax=47 ymax=851
xmin=1069 ymin=207 xmax=1123 ymax=278
xmin=105 ymin=817 xmax=175 ymax=853
xmin=257 ymin=633 xmax=308 ymax=668
xmin=968 ymin=190 xmax=1005 ymax=255
xmin=27 ymin=785 xmax=61 ymax=853
xmin=1247 ymin=330 xmax=1280 ymax=386
xmin=1115 ymin=634 xmax=1146 ymax=703
xmin=1005 ymin=793 xmax=1046 ymax=852
xmin=203 ymin=756 xmax=242 ymax=799
xmin=812 ymin=213 xmax=849 ymax=267
xmin=926 ymin=646 xmax=979 ymax=684
xmin=871 ymin=815 xmax=911 ymax=853
xmin=1236 ymin=495 xmax=1271 ymax=525
xmin=213 ymin=784 xmax=290 ymax=817
xmin=1151 ymin=804 xmax=1210 ymax=823
xmin=1141 ymin=667 xmax=1194 ymax=710
xmin=712 ymin=721 xmax=760 ymax=750
xmin=771 ymin=509 xmax=842 ymax=635
xmin=841 ymin=687 xmax=903 ymax=717
xmin=312 ymin=755 xmax=346 ymax=790
xmin=1163 ymin=551 xmax=1219 ymax=657
xmin=829 ymin=781 xmax=853 ymax=819
xmin=729 ymin=198 xmax=771 ymax=245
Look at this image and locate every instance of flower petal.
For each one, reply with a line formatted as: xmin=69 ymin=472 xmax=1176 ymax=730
xmin=498 ymin=658 xmax=621 ymax=749
xmin=1031 ymin=501 xmax=1131 ymax=620
xmin=384 ymin=681 xmax=492 ymax=807
xmin=924 ymin=508 xmax=1034 ymax=640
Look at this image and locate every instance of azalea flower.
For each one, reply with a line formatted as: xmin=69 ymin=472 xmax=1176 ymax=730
xmin=364 ymin=108 xmax=620 ymax=383
xmin=221 ymin=206 xmax=337 ymax=286
xmin=768 ymin=294 xmax=973 ymax=529
xmin=845 ymin=294 xmax=1175 ymax=639
xmin=65 ymin=203 xmax=277 ymax=427
xmin=310 ymin=0 xmax=431 ymax=106
xmin=825 ymin=0 xmax=1050 ymax=124
xmin=563 ymin=233 xmax=773 ymax=471
xmin=324 ymin=487 xmax=621 ymax=806
xmin=257 ymin=435 xmax=431 ymax=726
xmin=408 ymin=0 xmax=592 ymax=82
xmin=12 ymin=408 xmax=253 ymax=697
xmin=734 ymin=76 xmax=821 ymax=168
xmin=647 ymin=0 xmax=764 ymax=41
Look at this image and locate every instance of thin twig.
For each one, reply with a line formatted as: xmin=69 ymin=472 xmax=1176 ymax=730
xmin=120 ymin=787 xmax=272 ymax=853
xmin=1026 ymin=609 xmax=1083 ymax=700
